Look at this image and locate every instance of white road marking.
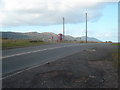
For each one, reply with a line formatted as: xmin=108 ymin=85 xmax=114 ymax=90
xmin=0 ymin=44 xmax=80 ymax=80
xmin=1 ymin=48 xmax=78 ymax=80
xmin=2 ymin=45 xmax=79 ymax=59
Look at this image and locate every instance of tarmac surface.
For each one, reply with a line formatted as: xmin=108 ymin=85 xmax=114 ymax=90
xmin=2 ymin=43 xmax=118 ymax=88
xmin=2 ymin=43 xmax=114 ymax=75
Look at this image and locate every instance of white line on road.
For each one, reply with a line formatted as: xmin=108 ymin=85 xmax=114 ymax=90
xmin=1 ymin=48 xmax=79 ymax=80
xmin=2 ymin=44 xmax=79 ymax=59
xmin=0 ymin=44 xmax=81 ymax=80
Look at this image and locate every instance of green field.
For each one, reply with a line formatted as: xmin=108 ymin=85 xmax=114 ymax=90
xmin=2 ymin=39 xmax=49 ymax=49
xmin=111 ymin=42 xmax=120 ymax=69
xmin=112 ymin=43 xmax=120 ymax=46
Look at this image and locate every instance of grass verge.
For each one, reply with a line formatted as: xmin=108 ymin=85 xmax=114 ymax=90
xmin=111 ymin=43 xmax=120 ymax=69
xmin=111 ymin=43 xmax=120 ymax=46
xmin=112 ymin=49 xmax=119 ymax=68
xmin=2 ymin=39 xmax=49 ymax=49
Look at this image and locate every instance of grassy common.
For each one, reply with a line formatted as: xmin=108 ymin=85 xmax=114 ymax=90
xmin=111 ymin=43 xmax=120 ymax=69
xmin=60 ymin=40 xmax=107 ymax=43
xmin=111 ymin=47 xmax=120 ymax=84
xmin=112 ymin=43 xmax=120 ymax=46
xmin=2 ymin=39 xmax=49 ymax=49
xmin=112 ymin=49 xmax=119 ymax=68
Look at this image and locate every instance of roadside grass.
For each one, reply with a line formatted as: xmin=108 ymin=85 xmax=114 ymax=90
xmin=2 ymin=39 xmax=49 ymax=49
xmin=60 ymin=40 xmax=106 ymax=43
xmin=109 ymin=43 xmax=120 ymax=84
xmin=112 ymin=43 xmax=120 ymax=46
xmin=2 ymin=40 xmax=117 ymax=50
xmin=112 ymin=49 xmax=119 ymax=68
xmin=112 ymin=49 xmax=120 ymax=85
xmin=111 ymin=43 xmax=120 ymax=69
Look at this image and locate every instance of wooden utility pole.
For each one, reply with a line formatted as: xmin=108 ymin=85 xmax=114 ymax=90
xmin=63 ymin=17 xmax=65 ymax=40
xmin=86 ymin=13 xmax=87 ymax=43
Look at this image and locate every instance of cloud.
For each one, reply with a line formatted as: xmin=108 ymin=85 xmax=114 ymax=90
xmin=0 ymin=0 xmax=119 ymax=27
xmin=95 ymin=32 xmax=112 ymax=37
xmin=95 ymin=31 xmax=118 ymax=42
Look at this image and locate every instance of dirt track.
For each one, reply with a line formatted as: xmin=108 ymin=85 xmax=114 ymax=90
xmin=3 ymin=47 xmax=118 ymax=88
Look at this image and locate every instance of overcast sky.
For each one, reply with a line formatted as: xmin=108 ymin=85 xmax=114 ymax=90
xmin=0 ymin=0 xmax=119 ymax=42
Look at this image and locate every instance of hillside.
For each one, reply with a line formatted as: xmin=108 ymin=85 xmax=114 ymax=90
xmin=2 ymin=32 xmax=102 ymax=42
xmin=75 ymin=36 xmax=102 ymax=42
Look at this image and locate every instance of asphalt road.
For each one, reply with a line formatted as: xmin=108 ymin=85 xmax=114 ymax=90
xmin=2 ymin=43 xmax=113 ymax=76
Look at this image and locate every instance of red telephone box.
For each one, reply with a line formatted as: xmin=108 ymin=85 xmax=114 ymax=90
xmin=51 ymin=36 xmax=53 ymax=40
xmin=58 ymin=33 xmax=62 ymax=42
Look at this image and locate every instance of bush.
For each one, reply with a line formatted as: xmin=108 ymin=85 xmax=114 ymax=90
xmin=2 ymin=37 xmax=8 ymax=40
xmin=108 ymin=41 xmax=112 ymax=43
xmin=29 ymin=40 xmax=43 ymax=43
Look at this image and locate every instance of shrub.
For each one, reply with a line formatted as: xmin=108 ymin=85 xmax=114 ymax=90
xmin=2 ymin=37 xmax=8 ymax=40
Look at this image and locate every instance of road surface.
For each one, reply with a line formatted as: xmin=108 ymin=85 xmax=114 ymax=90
xmin=2 ymin=43 xmax=113 ymax=76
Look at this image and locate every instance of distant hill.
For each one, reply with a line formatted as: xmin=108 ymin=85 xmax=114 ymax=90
xmin=75 ymin=36 xmax=102 ymax=42
xmin=2 ymin=32 xmax=102 ymax=42
xmin=2 ymin=32 xmax=30 ymax=39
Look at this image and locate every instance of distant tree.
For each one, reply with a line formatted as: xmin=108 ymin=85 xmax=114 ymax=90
xmin=108 ymin=41 xmax=112 ymax=43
